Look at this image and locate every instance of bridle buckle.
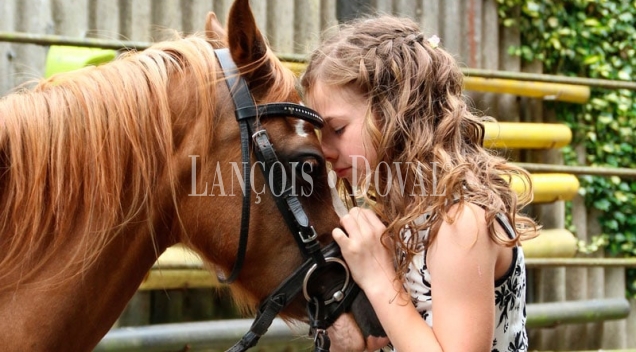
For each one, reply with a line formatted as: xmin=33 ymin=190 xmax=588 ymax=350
xmin=300 ymin=226 xmax=318 ymax=243
xmin=251 ymin=129 xmax=269 ymax=142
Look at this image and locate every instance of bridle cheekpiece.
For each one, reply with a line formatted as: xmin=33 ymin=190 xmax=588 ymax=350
xmin=213 ymin=48 xmax=359 ymax=352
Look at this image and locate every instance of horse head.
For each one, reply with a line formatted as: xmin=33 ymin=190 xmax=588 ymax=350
xmin=175 ymin=1 xmax=386 ymax=348
xmin=173 ymin=2 xmax=337 ymax=315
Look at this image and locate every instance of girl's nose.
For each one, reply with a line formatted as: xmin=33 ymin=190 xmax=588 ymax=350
xmin=321 ymin=140 xmax=338 ymax=163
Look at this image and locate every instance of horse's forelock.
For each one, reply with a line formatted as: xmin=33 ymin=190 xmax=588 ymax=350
xmin=0 ymin=35 xmax=222 ymax=291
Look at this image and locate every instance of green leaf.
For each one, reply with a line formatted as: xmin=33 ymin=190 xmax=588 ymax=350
xmin=594 ymin=198 xmax=611 ymax=211
xmin=591 ymin=98 xmax=609 ymax=108
xmin=614 ymin=211 xmax=627 ymax=224
xmin=598 ymin=115 xmax=613 ymax=124
xmin=503 ymin=18 xmax=516 ymax=27
xmin=618 ymin=70 xmax=631 ymax=80
xmin=620 ymin=143 xmax=633 ymax=153
xmin=602 ymin=144 xmax=615 ymax=153
xmin=550 ymin=37 xmax=562 ymax=50
xmin=614 ymin=191 xmax=629 ymax=203
xmin=583 ymin=55 xmax=601 ymax=65
xmin=584 ymin=18 xmax=601 ymax=27
xmin=618 ymin=12 xmax=634 ymax=22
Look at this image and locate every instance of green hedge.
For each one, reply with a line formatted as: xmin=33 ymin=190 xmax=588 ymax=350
xmin=496 ymin=0 xmax=636 ymax=296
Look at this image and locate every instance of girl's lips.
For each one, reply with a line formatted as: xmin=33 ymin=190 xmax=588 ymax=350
xmin=334 ymin=167 xmax=350 ymax=178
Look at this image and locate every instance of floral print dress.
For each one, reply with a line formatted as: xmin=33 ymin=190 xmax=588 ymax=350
xmin=388 ymin=212 xmax=528 ymax=352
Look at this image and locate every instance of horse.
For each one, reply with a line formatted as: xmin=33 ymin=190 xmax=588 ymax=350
xmin=0 ymin=0 xmax=386 ymax=350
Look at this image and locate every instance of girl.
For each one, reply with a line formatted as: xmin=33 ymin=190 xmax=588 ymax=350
xmin=301 ymin=15 xmax=539 ymax=352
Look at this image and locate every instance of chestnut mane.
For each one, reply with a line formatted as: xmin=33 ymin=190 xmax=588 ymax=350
xmin=0 ymin=33 xmax=297 ymax=292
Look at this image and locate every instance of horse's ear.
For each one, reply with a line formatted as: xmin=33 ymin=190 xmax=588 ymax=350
xmin=205 ymin=12 xmax=226 ymax=42
xmin=227 ymin=0 xmax=272 ymax=90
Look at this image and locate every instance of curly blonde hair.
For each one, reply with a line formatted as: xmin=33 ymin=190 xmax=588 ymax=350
xmin=301 ymin=15 xmax=539 ymax=282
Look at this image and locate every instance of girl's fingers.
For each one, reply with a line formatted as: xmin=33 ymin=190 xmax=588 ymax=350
xmin=332 ymin=227 xmax=348 ymax=245
xmin=348 ymin=207 xmax=384 ymax=239
xmin=361 ymin=208 xmax=385 ymax=229
xmin=340 ymin=211 xmax=361 ymax=238
xmin=333 ymin=227 xmax=347 ymax=238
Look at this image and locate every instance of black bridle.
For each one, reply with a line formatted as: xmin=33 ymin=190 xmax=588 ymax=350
xmin=213 ymin=48 xmax=359 ymax=352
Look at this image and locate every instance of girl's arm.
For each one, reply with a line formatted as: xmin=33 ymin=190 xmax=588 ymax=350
xmin=333 ymin=204 xmax=500 ymax=352
xmin=425 ymin=203 xmax=498 ymax=351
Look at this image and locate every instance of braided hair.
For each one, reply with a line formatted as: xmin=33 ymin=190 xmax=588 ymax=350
xmin=301 ymin=15 xmax=538 ymax=282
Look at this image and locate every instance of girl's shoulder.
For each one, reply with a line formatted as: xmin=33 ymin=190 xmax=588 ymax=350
xmin=437 ymin=202 xmax=492 ymax=246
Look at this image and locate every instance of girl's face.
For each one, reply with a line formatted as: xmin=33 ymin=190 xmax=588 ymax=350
xmin=307 ymin=81 xmax=377 ymax=184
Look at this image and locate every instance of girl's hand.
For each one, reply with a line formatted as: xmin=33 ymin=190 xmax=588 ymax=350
xmin=332 ymin=207 xmax=395 ymax=292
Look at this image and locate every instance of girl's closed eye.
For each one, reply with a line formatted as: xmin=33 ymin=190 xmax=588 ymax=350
xmin=334 ymin=126 xmax=346 ymax=136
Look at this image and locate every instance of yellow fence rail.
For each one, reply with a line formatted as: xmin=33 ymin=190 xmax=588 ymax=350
xmin=484 ymin=122 xmax=572 ymax=149
xmin=464 ymin=76 xmax=590 ymax=104
xmin=510 ymin=173 xmax=580 ymax=203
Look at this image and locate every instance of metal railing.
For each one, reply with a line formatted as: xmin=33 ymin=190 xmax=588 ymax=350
xmin=95 ymin=298 xmax=631 ymax=352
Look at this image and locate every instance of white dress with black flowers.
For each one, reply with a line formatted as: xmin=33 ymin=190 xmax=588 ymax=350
xmin=389 ymin=212 xmax=528 ymax=352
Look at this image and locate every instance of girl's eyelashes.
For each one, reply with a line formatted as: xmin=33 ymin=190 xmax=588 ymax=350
xmin=334 ymin=126 xmax=346 ymax=136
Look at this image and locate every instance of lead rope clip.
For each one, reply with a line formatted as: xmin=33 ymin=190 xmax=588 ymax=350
xmin=313 ymin=328 xmax=330 ymax=352
xmin=308 ymin=296 xmax=330 ymax=352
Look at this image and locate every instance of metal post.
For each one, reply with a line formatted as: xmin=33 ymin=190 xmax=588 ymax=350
xmin=526 ymin=298 xmax=631 ymax=328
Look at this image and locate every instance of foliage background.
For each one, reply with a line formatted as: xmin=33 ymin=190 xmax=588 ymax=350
xmin=496 ymin=0 xmax=636 ymax=296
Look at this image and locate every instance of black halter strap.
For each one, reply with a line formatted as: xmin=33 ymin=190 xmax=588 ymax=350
xmin=213 ymin=48 xmax=326 ymax=284
xmin=225 ymin=242 xmax=360 ymax=352
xmin=213 ymin=48 xmax=359 ymax=352
xmin=213 ymin=48 xmax=254 ymax=284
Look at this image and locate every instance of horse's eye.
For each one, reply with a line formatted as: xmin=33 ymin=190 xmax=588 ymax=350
xmin=289 ymin=153 xmax=325 ymax=196
xmin=299 ymin=158 xmax=318 ymax=174
xmin=296 ymin=156 xmax=321 ymax=175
